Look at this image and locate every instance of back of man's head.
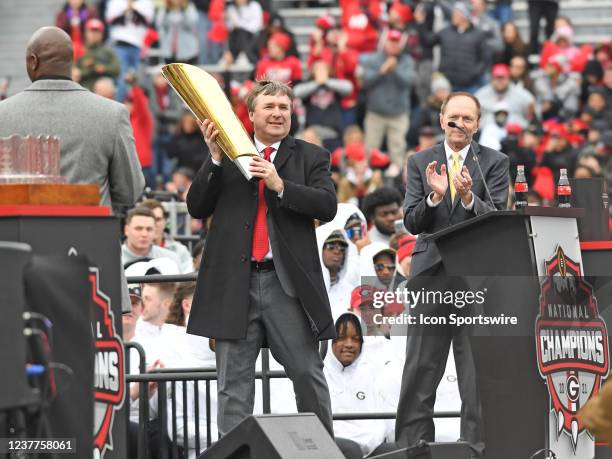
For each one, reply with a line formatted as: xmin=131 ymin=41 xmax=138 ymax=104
xmin=26 ymin=26 xmax=73 ymax=82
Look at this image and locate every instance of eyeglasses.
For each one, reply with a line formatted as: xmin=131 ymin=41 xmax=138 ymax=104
xmin=374 ymin=263 xmax=396 ymax=272
xmin=324 ymin=242 xmax=347 ymax=252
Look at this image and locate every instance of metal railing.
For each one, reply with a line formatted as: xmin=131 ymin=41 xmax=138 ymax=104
xmin=125 ymin=274 xmax=460 ymax=458
xmin=125 ymin=344 xmax=460 ymax=459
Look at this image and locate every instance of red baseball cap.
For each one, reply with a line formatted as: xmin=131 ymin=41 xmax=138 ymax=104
xmin=506 ymin=123 xmax=523 ymax=135
xmin=387 ymin=29 xmax=403 ymax=42
xmin=397 ymin=235 xmax=417 ymax=262
xmin=85 ymin=18 xmax=105 ymax=32
xmin=315 ymin=14 xmax=336 ymax=30
xmin=390 ymin=2 xmax=413 ymax=24
xmin=491 ymin=63 xmax=510 ymax=78
xmin=269 ymin=32 xmax=291 ymax=52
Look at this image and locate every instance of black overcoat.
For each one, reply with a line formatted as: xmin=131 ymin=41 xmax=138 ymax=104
xmin=186 ymin=136 xmax=338 ymax=340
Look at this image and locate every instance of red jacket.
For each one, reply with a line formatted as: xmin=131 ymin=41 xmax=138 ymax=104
xmin=340 ymin=0 xmax=381 ymax=53
xmin=255 ymin=56 xmax=303 ymax=84
xmin=127 ymin=86 xmax=154 ymax=168
xmin=307 ymin=46 xmax=359 ymax=108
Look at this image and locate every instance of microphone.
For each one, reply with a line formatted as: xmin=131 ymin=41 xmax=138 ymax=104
xmin=446 ymin=122 xmax=497 ymax=210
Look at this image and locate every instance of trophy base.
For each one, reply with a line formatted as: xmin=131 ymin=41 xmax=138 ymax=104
xmin=234 ymin=155 xmax=257 ymax=181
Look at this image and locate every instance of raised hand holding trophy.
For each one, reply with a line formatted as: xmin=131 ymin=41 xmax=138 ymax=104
xmin=161 ymin=63 xmax=258 ymax=181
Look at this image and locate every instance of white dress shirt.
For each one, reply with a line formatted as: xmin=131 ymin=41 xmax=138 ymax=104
xmin=426 ymin=141 xmax=475 ymax=210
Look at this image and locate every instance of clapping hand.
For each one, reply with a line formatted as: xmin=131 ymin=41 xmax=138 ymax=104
xmin=426 ymin=161 xmax=448 ymax=203
xmin=452 ymin=166 xmax=473 ymax=205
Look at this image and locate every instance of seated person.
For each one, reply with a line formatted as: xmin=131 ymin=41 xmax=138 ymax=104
xmin=315 ymin=227 xmax=360 ymax=320
xmin=361 ymin=187 xmax=403 ymax=247
xmin=141 ymin=198 xmax=195 ymax=273
xmin=163 ymin=282 xmax=218 ymax=457
xmin=324 ymin=313 xmax=394 ymax=457
xmin=123 ymin=284 xmax=167 ymax=458
xmin=121 ymin=206 xmax=181 ymax=272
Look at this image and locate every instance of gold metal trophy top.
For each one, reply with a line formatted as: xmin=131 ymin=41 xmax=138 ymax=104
xmin=161 ymin=63 xmax=257 ymax=180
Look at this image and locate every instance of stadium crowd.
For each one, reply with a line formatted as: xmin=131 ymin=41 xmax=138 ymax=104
xmin=12 ymin=0 xmax=609 ymax=456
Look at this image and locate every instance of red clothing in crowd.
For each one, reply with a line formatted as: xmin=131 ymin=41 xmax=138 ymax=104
xmin=255 ymin=55 xmax=303 ymax=84
xmin=208 ymin=0 xmax=228 ymax=44
xmin=307 ymin=47 xmax=360 ymax=109
xmin=234 ymin=101 xmax=253 ymax=136
xmin=540 ymin=42 xmax=592 ymax=73
xmin=126 ymin=86 xmax=154 ymax=168
xmin=55 ymin=3 xmax=99 ymax=61
xmin=340 ymin=0 xmax=381 ymax=53
xmin=331 ymin=144 xmax=390 ymax=170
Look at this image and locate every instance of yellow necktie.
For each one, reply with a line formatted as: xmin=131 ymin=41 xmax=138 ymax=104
xmin=449 ymin=152 xmax=461 ymax=201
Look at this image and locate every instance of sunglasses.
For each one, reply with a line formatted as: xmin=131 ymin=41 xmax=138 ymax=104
xmin=374 ymin=263 xmax=396 ymax=272
xmin=324 ymin=242 xmax=347 ymax=252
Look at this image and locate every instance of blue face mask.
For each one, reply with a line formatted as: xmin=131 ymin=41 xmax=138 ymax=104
xmin=345 ymin=226 xmax=362 ymax=240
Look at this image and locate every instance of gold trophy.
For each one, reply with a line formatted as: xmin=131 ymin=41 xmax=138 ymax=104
xmin=161 ymin=63 xmax=257 ymax=181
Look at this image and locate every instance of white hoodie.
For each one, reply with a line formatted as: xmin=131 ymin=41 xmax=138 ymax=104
xmin=324 ymin=350 xmax=387 ymax=456
xmin=316 ymin=205 xmax=364 ymax=320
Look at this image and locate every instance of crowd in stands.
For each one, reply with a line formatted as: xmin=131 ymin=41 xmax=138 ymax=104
xmin=44 ymin=0 xmax=612 ymax=456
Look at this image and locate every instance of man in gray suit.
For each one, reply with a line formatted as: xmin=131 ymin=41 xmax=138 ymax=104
xmin=0 ymin=26 xmax=144 ymax=211
xmin=395 ymin=93 xmax=509 ymax=457
xmin=0 ymin=27 xmax=145 ymax=313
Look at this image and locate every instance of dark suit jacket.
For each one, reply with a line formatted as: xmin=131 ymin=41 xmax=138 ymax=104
xmin=186 ymin=136 xmax=338 ymax=340
xmin=403 ymin=141 xmax=509 ymax=276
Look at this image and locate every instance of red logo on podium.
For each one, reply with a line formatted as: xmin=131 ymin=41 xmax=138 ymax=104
xmin=536 ymin=246 xmax=609 ymax=451
xmin=90 ymin=268 xmax=125 ymax=458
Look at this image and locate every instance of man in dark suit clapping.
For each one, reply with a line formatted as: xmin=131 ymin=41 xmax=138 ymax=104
xmin=186 ymin=80 xmax=337 ymax=436
xmin=395 ymin=93 xmax=509 ymax=457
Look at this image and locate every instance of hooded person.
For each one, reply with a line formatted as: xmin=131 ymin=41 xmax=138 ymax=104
xmin=358 ymin=241 xmax=399 ymax=291
xmin=478 ymin=101 xmax=510 ymax=151
xmin=351 ymin=242 xmax=405 ymax=358
xmin=318 ymin=202 xmax=366 ymax=283
xmin=323 ymin=313 xmax=390 ymax=457
xmin=316 ymin=224 xmax=360 ymax=321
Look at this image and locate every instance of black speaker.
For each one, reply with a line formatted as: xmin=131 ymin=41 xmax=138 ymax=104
xmin=0 ymin=241 xmax=31 ymax=411
xmin=23 ymin=254 xmax=94 ymax=459
xmin=198 ymin=414 xmax=345 ymax=459
xmin=370 ymin=441 xmax=472 ymax=459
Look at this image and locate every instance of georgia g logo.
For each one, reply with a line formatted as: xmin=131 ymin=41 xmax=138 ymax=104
xmin=90 ymin=267 xmax=125 ymax=458
xmin=535 ymin=246 xmax=609 ymax=451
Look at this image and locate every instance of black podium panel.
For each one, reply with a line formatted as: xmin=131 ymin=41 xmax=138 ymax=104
xmin=0 ymin=215 xmax=126 ymax=459
xmin=430 ymin=211 xmax=549 ymax=459
xmin=0 ymin=242 xmax=30 ymax=411
xmin=199 ymin=414 xmax=344 ymax=459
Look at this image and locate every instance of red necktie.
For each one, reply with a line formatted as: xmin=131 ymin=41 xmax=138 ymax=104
xmin=252 ymin=147 xmax=274 ymax=261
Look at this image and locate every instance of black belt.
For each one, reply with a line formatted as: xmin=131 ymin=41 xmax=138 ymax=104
xmin=251 ymin=259 xmax=275 ymax=271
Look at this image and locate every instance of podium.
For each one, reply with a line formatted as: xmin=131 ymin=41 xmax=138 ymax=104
xmin=427 ymin=207 xmax=610 ymax=459
xmin=0 ymin=184 xmax=127 ymax=459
